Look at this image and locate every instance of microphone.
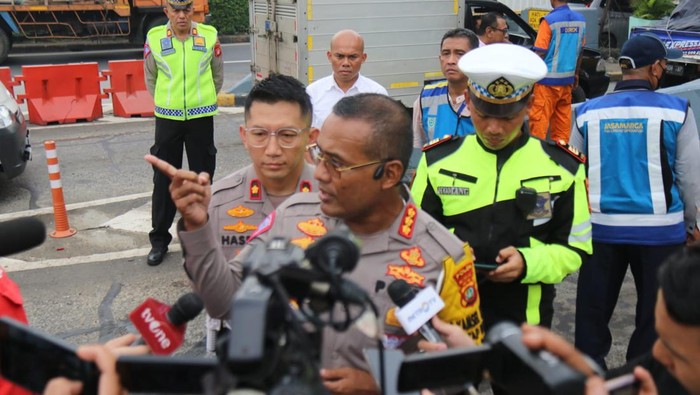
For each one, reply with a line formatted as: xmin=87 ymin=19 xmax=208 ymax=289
xmin=388 ymin=279 xmax=444 ymax=343
xmin=129 ymin=292 xmax=204 ymax=355
xmin=305 ymin=224 xmax=360 ymax=275
xmin=0 ymin=217 xmax=46 ymax=257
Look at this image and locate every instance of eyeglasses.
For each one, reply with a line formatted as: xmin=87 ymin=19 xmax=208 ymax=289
xmin=244 ymin=127 xmax=308 ymax=148
xmin=491 ymin=26 xmax=509 ymax=34
xmin=306 ymin=143 xmax=384 ymax=178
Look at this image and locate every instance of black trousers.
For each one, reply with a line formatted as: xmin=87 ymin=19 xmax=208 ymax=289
xmin=574 ymin=241 xmax=683 ymax=370
xmin=149 ymin=116 xmax=216 ymax=249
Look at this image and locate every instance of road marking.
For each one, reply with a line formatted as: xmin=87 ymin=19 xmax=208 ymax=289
xmin=0 ymin=192 xmax=152 ymax=222
xmin=1 ymin=244 xmax=183 ymax=273
xmin=223 ymin=60 xmax=250 ymax=64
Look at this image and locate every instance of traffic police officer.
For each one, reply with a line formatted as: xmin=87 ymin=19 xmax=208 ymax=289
xmin=411 ymin=44 xmax=592 ymax=332
xmin=144 ymin=0 xmax=223 ymax=266
xmin=155 ymin=93 xmax=483 ymax=394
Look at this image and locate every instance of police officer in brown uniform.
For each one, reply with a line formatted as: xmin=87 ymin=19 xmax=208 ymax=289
xmin=196 ymin=74 xmax=318 ymax=350
xmin=148 ymin=93 xmax=483 ymax=394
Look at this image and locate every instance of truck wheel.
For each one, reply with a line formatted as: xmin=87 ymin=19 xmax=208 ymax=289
xmin=0 ymin=29 xmax=10 ymax=65
xmin=145 ymin=16 xmax=169 ymax=38
xmin=572 ymin=85 xmax=586 ymax=104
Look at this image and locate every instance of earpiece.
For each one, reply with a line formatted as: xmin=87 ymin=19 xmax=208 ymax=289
xmin=373 ymin=163 xmax=385 ymax=180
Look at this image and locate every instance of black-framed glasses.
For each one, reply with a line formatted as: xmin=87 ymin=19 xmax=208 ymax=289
xmin=306 ymin=143 xmax=384 ymax=178
xmin=244 ymin=127 xmax=308 ymax=148
xmin=491 ymin=26 xmax=509 ymax=33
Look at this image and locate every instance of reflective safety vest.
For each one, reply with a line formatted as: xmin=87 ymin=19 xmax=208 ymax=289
xmin=539 ymin=5 xmax=586 ymax=86
xmin=420 ymin=80 xmax=475 ymax=141
xmin=147 ymin=23 xmax=219 ymax=120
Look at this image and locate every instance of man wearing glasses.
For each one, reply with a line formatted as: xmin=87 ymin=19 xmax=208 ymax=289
xmin=529 ymin=0 xmax=585 ymax=143
xmin=571 ymin=34 xmax=700 ymax=370
xmin=147 ymin=74 xmax=317 ymax=352
xmin=476 ymin=13 xmax=510 ymax=47
xmin=150 ymin=93 xmax=483 ymax=394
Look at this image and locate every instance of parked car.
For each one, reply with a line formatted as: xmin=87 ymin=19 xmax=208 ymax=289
xmin=464 ymin=0 xmax=610 ymax=101
xmin=0 ymin=86 xmax=30 ymax=179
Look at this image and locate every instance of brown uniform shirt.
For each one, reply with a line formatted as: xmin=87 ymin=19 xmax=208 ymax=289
xmin=180 ymin=189 xmax=482 ymax=372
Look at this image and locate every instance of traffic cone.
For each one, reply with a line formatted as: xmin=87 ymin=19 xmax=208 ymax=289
xmin=44 ymin=140 xmax=77 ymax=238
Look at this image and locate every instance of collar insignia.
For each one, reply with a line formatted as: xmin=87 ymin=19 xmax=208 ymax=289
xmin=249 ymin=179 xmax=262 ymax=200
xmin=400 ymin=247 xmax=425 ymax=268
xmin=223 ymin=221 xmax=258 ymax=233
xmin=297 ymin=218 xmax=327 ymax=237
xmin=227 ymin=205 xmax=254 ymax=218
xmin=300 ymin=180 xmax=312 ymax=192
xmin=398 ymin=203 xmax=417 ymax=239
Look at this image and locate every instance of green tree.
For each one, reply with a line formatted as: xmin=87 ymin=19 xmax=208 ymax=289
xmin=209 ymin=0 xmax=249 ymax=35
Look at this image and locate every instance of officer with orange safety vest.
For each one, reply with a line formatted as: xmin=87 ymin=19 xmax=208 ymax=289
xmin=143 ymin=0 xmax=223 ymax=267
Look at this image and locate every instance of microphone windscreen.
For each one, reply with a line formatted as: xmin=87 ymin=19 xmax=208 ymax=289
xmin=0 ymin=217 xmax=46 ymax=257
xmin=166 ymin=293 xmax=204 ymax=326
xmin=387 ymin=279 xmax=417 ymax=307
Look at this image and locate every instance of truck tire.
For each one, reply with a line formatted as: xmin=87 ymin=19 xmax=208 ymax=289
xmin=145 ymin=16 xmax=169 ymax=39
xmin=0 ymin=29 xmax=10 ymax=65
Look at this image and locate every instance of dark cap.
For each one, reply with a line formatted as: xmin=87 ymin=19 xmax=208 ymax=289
xmin=167 ymin=0 xmax=193 ymax=10
xmin=619 ymin=34 xmax=683 ymax=70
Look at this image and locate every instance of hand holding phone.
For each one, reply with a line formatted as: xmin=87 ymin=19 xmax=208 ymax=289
xmin=474 ymin=262 xmax=499 ymax=271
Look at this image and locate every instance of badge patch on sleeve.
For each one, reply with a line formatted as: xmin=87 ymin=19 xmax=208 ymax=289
xmin=248 ymin=212 xmax=275 ymax=241
xmin=214 ymin=41 xmax=222 ymax=57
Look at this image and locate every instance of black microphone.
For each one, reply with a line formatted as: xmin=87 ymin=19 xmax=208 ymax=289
xmin=129 ymin=292 xmax=204 ymax=354
xmin=0 ymin=217 xmax=46 ymax=257
xmin=388 ymin=279 xmax=444 ymax=343
xmin=305 ymin=224 xmax=360 ymax=275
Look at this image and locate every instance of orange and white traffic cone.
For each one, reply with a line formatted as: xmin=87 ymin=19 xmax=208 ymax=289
xmin=44 ymin=140 xmax=76 ymax=238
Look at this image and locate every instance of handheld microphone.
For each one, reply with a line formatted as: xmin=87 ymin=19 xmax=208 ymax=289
xmin=0 ymin=217 xmax=46 ymax=257
xmin=305 ymin=224 xmax=360 ymax=275
xmin=388 ymin=279 xmax=444 ymax=343
xmin=129 ymin=292 xmax=204 ymax=355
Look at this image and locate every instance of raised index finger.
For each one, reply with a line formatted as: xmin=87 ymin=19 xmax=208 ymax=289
xmin=145 ymin=154 xmax=177 ymax=179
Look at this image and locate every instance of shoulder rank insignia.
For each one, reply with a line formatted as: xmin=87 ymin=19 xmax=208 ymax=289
xmin=297 ymin=218 xmax=327 ymax=237
xmin=398 ymin=203 xmax=417 ymax=239
xmin=300 ymin=180 xmax=312 ymax=193
xmin=249 ymin=179 xmax=262 ymax=200
xmin=227 ymin=205 xmax=254 ymax=218
xmin=422 ymin=135 xmax=458 ymax=152
xmin=223 ymin=221 xmax=258 ymax=233
xmin=555 ymin=140 xmax=586 ymax=163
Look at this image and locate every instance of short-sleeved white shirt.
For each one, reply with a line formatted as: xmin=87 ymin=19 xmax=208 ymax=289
xmin=306 ymin=73 xmax=388 ymax=129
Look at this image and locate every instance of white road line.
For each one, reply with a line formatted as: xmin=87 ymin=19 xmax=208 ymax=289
xmin=0 ymin=192 xmax=151 ymax=222
xmin=1 ymin=244 xmax=182 ymax=273
xmin=223 ymin=60 xmax=250 ymax=64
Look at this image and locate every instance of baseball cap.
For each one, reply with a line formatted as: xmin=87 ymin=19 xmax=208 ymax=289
xmin=167 ymin=0 xmax=193 ymax=10
xmin=458 ymin=44 xmax=547 ymax=118
xmin=619 ymin=34 xmax=683 ymax=70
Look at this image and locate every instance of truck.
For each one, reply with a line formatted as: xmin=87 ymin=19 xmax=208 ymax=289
xmin=0 ymin=0 xmax=209 ymax=64
xmin=249 ymin=0 xmax=609 ymax=107
xmin=629 ymin=0 xmax=700 ymax=88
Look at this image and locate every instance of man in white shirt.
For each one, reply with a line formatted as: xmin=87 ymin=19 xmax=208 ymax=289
xmin=306 ymin=29 xmax=388 ymax=129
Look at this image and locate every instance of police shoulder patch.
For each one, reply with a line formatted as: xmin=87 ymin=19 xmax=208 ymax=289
xmin=422 ymin=135 xmax=459 ymax=152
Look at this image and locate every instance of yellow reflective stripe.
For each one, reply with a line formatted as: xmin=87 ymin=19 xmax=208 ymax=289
xmin=526 ymin=284 xmax=541 ymax=324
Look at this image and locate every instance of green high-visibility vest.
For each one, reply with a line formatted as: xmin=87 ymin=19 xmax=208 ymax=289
xmin=147 ymin=23 xmax=218 ymax=120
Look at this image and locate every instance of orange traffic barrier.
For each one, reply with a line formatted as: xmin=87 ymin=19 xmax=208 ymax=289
xmin=44 ymin=140 xmax=76 ymax=239
xmin=0 ymin=67 xmax=19 ymax=98
xmin=16 ymin=63 xmax=107 ymax=126
xmin=102 ymin=60 xmax=154 ymax=118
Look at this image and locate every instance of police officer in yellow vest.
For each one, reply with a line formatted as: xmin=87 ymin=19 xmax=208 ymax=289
xmin=411 ymin=44 xmax=592 ymax=333
xmin=144 ymin=0 xmax=223 ymax=266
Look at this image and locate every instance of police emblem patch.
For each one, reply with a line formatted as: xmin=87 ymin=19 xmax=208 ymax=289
xmin=192 ymin=36 xmax=206 ymax=52
xmin=297 ymin=218 xmax=327 ymax=237
xmin=487 ymin=77 xmax=515 ymax=99
xmin=160 ymin=37 xmax=175 ymax=56
xmin=227 ymin=205 xmax=254 ymax=218
xmin=223 ymin=221 xmax=258 ymax=234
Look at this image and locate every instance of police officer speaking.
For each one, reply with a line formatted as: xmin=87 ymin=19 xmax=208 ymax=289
xmin=143 ymin=0 xmax=224 ymax=266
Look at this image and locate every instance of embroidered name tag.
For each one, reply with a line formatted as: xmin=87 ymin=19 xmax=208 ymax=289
xmin=437 ymin=186 xmax=469 ymax=196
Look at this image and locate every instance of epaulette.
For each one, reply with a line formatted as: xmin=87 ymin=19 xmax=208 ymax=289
xmin=422 ymin=135 xmax=459 ymax=152
xmin=552 ymin=139 xmax=586 ymax=163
